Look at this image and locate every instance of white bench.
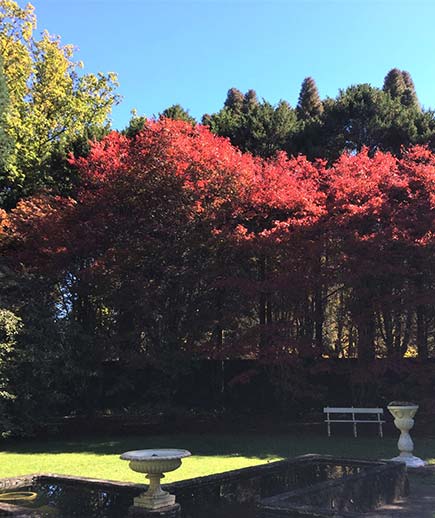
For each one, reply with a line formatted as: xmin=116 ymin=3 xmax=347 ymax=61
xmin=323 ymin=407 xmax=385 ymax=438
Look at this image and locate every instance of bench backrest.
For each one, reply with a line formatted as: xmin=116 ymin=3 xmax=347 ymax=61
xmin=323 ymin=407 xmax=383 ymax=414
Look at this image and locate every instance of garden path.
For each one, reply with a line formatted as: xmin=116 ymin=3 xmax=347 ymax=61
xmin=364 ymin=468 xmax=435 ymax=517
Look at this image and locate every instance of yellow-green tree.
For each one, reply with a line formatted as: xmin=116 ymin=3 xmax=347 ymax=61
xmin=0 ymin=1 xmax=119 ymax=207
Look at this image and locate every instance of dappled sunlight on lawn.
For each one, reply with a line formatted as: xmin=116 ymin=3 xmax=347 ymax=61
xmin=0 ymin=451 xmax=281 ymax=483
xmin=1 ymin=433 xmax=435 ymax=483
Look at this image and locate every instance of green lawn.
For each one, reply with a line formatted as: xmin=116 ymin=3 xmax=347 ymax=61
xmin=0 ymin=432 xmax=434 ymax=484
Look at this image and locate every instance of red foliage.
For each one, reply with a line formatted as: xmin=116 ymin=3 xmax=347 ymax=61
xmin=1 ymin=195 xmax=76 ymax=271
xmin=4 ymin=120 xmax=435 ymax=362
xmin=327 ymin=147 xmax=435 ymax=242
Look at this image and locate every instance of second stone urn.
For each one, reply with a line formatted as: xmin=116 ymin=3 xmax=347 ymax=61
xmin=387 ymin=402 xmax=425 ymax=468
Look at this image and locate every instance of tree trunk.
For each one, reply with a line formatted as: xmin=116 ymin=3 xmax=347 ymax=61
xmin=259 ymin=255 xmax=266 ymax=350
xmin=356 ymin=309 xmax=376 ymax=362
xmin=416 ymin=305 xmax=428 ymax=360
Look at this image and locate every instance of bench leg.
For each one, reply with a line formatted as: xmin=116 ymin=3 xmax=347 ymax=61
xmin=327 ymin=422 xmax=331 ymax=437
xmin=379 ymin=422 xmax=383 ymax=438
xmin=353 ymin=422 xmax=357 ymax=438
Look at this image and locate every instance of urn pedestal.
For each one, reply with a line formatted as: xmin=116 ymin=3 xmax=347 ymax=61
xmin=387 ymin=403 xmax=425 ymax=468
xmin=121 ymin=449 xmax=191 ymax=514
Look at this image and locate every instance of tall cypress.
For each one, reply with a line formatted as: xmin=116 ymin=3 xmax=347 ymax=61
xmin=297 ymin=77 xmax=323 ymax=119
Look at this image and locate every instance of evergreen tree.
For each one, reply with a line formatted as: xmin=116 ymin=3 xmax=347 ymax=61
xmin=205 ymin=92 xmax=297 ymax=158
xmin=297 ymin=77 xmax=323 ymax=119
xmin=401 ymin=70 xmax=419 ymax=109
xmin=159 ymin=104 xmax=196 ymax=124
xmin=383 ymin=68 xmax=407 ymax=99
xmin=243 ymin=89 xmax=259 ymax=113
xmin=317 ymin=84 xmax=433 ymax=160
xmin=123 ymin=110 xmax=147 ymax=138
xmin=224 ymin=88 xmax=244 ymax=112
xmin=241 ymin=99 xmax=297 ymax=157
xmin=201 ymin=113 xmax=212 ymax=126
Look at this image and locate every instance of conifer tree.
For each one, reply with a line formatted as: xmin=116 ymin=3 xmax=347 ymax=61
xmin=401 ymin=70 xmax=419 ymax=109
xmin=296 ymin=77 xmax=323 ymax=119
xmin=224 ymin=88 xmax=244 ymax=112
xmin=402 ymin=70 xmax=415 ymax=90
xmin=243 ymin=89 xmax=259 ymax=113
xmin=383 ymin=68 xmax=406 ymax=99
xmin=159 ymin=104 xmax=196 ymax=124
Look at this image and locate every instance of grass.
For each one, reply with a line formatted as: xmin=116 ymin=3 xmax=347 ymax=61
xmin=0 ymin=431 xmax=434 ymax=484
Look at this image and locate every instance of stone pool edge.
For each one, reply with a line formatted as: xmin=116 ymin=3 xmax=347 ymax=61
xmin=0 ymin=454 xmax=407 ymax=517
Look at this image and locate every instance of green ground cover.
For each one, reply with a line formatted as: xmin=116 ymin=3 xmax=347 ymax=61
xmin=0 ymin=433 xmax=434 ymax=484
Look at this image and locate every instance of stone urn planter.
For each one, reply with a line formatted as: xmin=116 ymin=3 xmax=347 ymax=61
xmin=387 ymin=402 xmax=425 ymax=468
xmin=121 ymin=449 xmax=191 ymax=512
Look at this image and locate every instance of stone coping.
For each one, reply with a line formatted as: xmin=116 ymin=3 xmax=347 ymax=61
xmin=0 ymin=454 xmax=336 ymax=493
xmin=167 ymin=454 xmax=386 ymax=490
xmin=0 ymin=455 xmax=391 ymax=490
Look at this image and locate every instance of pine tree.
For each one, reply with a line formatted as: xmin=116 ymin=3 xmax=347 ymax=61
xmin=383 ymin=69 xmax=420 ymax=110
xmin=297 ymin=77 xmax=323 ymax=119
xmin=401 ymin=70 xmax=419 ymax=109
xmin=243 ymin=89 xmax=258 ymax=113
xmin=224 ymin=88 xmax=244 ymax=112
xmin=159 ymin=104 xmax=196 ymax=124
xmin=402 ymin=70 xmax=415 ymax=90
xmin=123 ymin=110 xmax=147 ymax=138
xmin=383 ymin=68 xmax=406 ymax=99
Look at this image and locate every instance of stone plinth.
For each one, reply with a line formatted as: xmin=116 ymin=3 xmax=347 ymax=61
xmin=128 ymin=503 xmax=181 ymax=517
xmin=387 ymin=403 xmax=425 ymax=468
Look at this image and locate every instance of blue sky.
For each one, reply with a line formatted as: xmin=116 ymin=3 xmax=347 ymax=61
xmin=30 ymin=0 xmax=435 ymax=129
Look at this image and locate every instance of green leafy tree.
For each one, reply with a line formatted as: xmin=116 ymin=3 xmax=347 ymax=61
xmin=0 ymin=308 xmax=21 ymax=436
xmin=0 ymin=55 xmax=12 ymax=198
xmin=0 ymin=0 xmax=119 ymax=208
xmin=296 ymin=77 xmax=323 ymax=119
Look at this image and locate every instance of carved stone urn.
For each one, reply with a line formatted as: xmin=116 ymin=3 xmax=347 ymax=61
xmin=121 ymin=449 xmax=191 ymax=511
xmin=387 ymin=402 xmax=425 ymax=468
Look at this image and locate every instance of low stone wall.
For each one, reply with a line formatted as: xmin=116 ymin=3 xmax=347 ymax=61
xmin=259 ymin=461 xmax=408 ymax=517
xmin=0 ymin=455 xmax=407 ymax=517
xmin=0 ymin=475 xmax=36 ymax=492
